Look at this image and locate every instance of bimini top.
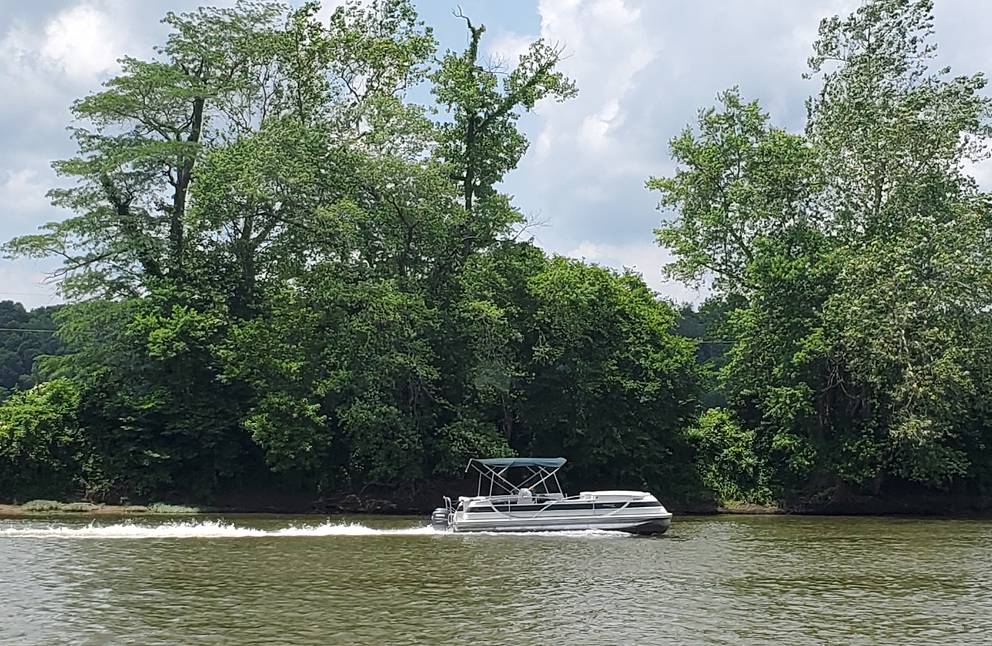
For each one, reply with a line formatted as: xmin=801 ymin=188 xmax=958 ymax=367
xmin=467 ymin=457 xmax=566 ymax=470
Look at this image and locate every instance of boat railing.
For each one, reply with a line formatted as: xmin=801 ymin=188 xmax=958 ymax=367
xmin=528 ymin=494 xmax=634 ymax=520
xmin=460 ymin=492 xmax=637 ymax=519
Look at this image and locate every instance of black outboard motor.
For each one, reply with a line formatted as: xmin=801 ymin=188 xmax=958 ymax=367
xmin=431 ymin=507 xmax=450 ymax=531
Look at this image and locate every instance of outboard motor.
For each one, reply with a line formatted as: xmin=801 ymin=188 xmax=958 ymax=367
xmin=430 ymin=507 xmax=450 ymax=531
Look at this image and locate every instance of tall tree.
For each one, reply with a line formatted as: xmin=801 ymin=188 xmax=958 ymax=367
xmin=650 ymin=0 xmax=992 ymax=498
xmin=431 ymin=13 xmax=576 ymax=262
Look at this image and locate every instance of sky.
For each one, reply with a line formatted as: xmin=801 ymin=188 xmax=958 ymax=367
xmin=2 ymin=0 xmax=992 ymax=309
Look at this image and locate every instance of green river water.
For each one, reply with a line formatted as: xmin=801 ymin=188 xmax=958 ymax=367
xmin=1 ymin=514 xmax=990 ymax=644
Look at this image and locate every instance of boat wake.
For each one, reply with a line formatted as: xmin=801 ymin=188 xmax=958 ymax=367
xmin=0 ymin=520 xmax=632 ymax=540
xmin=0 ymin=520 xmax=439 ymax=539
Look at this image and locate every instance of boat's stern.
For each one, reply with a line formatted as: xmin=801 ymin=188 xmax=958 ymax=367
xmin=430 ymin=507 xmax=451 ymax=531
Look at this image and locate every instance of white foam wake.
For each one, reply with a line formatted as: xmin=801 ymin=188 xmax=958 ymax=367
xmin=0 ymin=520 xmax=634 ymax=540
xmin=0 ymin=520 xmax=440 ymax=539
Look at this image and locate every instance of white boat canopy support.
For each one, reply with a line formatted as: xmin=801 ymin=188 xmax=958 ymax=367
xmin=465 ymin=457 xmax=567 ymax=498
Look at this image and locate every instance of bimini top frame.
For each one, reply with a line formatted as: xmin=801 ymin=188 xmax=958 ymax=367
xmin=465 ymin=457 xmax=567 ymax=497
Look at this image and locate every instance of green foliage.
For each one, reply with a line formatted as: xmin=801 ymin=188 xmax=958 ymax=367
xmin=0 ymin=380 xmax=85 ymax=500
xmin=1 ymin=0 xmax=619 ymax=506
xmin=652 ymin=0 xmax=992 ymax=502
xmin=687 ymin=408 xmax=771 ymax=503
xmin=518 ymin=259 xmax=701 ymax=489
xmin=20 ymin=500 xmax=64 ymax=512
xmin=147 ymin=503 xmax=201 ymax=514
xmin=648 ymin=88 xmax=819 ymax=293
xmin=433 ymin=419 xmax=512 ymax=478
xmin=11 ymin=0 xmax=989 ymax=513
xmin=0 ymin=302 xmax=64 ymax=399
xmin=431 ymin=12 xmax=576 ymax=216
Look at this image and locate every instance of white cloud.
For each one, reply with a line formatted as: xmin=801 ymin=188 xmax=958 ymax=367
xmin=2 ymin=169 xmax=50 ymax=216
xmin=0 ymin=1 xmax=133 ymax=90
xmin=532 ymin=0 xmax=658 ymax=160
xmin=962 ymin=149 xmax=992 ymax=191
xmin=0 ymin=22 xmax=35 ymax=65
xmin=579 ymin=98 xmax=620 ymax=151
xmin=501 ymin=0 xmax=892 ymax=308
xmin=313 ymin=0 xmax=348 ymax=26
xmin=487 ymin=31 xmax=533 ymax=68
xmin=40 ymin=3 xmax=122 ymax=81
xmin=563 ymin=240 xmax=707 ymax=304
xmin=0 ymin=260 xmax=60 ymax=309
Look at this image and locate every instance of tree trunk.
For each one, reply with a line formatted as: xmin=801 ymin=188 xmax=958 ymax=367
xmin=170 ymin=96 xmax=206 ymax=272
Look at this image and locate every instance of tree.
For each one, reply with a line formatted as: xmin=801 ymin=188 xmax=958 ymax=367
xmin=5 ymin=2 xmax=293 ymax=298
xmin=430 ymin=12 xmax=576 ymax=271
xmin=516 ymin=258 xmax=701 ymax=491
xmin=0 ymin=379 xmax=84 ymax=500
xmin=0 ymin=302 xmax=64 ymax=399
xmin=647 ymin=88 xmax=820 ymax=294
xmin=650 ymin=0 xmax=992 ymax=500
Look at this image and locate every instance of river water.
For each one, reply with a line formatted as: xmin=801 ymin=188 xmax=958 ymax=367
xmin=1 ymin=514 xmax=989 ymax=645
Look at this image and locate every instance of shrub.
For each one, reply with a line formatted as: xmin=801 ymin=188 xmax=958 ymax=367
xmin=0 ymin=379 xmax=84 ymax=500
xmin=687 ymin=408 xmax=773 ymax=504
xmin=147 ymin=503 xmax=200 ymax=514
xmin=21 ymin=499 xmax=63 ymax=512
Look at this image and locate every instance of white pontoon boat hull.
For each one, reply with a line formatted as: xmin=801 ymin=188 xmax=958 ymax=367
xmin=448 ymin=511 xmax=673 ymax=534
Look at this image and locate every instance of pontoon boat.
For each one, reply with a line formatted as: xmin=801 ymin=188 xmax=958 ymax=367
xmin=430 ymin=457 xmax=672 ymax=534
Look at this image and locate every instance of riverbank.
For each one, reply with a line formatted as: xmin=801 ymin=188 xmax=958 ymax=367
xmin=2 ymin=494 xmax=990 ymax=518
xmin=0 ymin=502 xmax=202 ymax=516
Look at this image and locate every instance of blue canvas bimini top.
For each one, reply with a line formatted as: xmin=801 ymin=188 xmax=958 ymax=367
xmin=469 ymin=457 xmax=566 ymax=469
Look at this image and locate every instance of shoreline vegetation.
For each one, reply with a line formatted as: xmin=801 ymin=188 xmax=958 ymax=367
xmin=3 ymin=504 xmax=989 ymax=518
xmin=4 ymin=0 xmax=992 ymax=515
xmin=0 ymin=502 xmax=202 ymax=516
xmin=4 ymin=493 xmax=991 ymax=518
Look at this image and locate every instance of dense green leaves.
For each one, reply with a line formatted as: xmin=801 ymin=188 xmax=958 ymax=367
xmin=654 ymin=0 xmax=992 ymax=501
xmin=0 ymin=379 xmax=83 ymax=500
xmin=648 ymin=89 xmax=820 ymax=293
xmin=0 ymin=0 xmax=702 ymax=506
xmin=7 ymin=0 xmax=990 ymax=511
xmin=0 ymin=302 xmax=64 ymax=400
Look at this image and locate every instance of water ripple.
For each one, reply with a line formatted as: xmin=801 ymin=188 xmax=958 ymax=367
xmin=1 ymin=515 xmax=990 ymax=645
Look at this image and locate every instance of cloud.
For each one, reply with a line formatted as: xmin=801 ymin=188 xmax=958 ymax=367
xmin=40 ymin=4 xmax=123 ymax=81
xmin=486 ymin=30 xmax=534 ymax=68
xmin=2 ymin=169 xmax=51 ymax=217
xmin=501 ymin=0 xmax=906 ymax=305
xmin=3 ymin=0 xmax=992 ymax=311
xmin=563 ymin=240 xmax=706 ymax=304
xmin=531 ymin=0 xmax=657 ymax=160
xmin=0 ymin=3 xmax=130 ymax=85
xmin=0 ymin=260 xmax=60 ymax=310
